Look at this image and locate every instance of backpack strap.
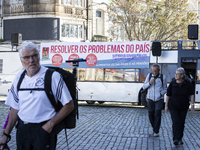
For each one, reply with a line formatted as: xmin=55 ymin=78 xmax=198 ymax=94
xmin=45 ymin=68 xmax=59 ymax=112
xmin=148 ymin=73 xmax=152 ymax=82
xmin=161 ymin=74 xmax=163 ymax=86
xmin=17 ymin=70 xmax=27 ymax=92
xmin=17 ymin=70 xmax=45 ymax=91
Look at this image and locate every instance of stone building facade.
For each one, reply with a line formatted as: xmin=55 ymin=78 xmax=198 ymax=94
xmin=0 ymin=0 xmax=109 ymax=42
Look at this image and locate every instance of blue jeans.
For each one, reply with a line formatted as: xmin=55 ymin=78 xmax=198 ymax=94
xmin=147 ymin=99 xmax=164 ymax=134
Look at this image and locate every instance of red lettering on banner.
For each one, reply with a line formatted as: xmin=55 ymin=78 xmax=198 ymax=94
xmin=96 ymin=45 xmax=99 ymax=53
xmin=117 ymin=45 xmax=121 ymax=53
xmin=50 ymin=43 xmax=149 ymax=54
xmin=139 ymin=44 xmax=144 ymax=53
xmin=92 ymin=45 xmax=96 ymax=53
xmin=67 ymin=45 xmax=73 ymax=53
xmin=126 ymin=45 xmax=129 ymax=53
xmin=83 ymin=45 xmax=87 ymax=53
xmin=107 ymin=45 xmax=111 ymax=53
xmin=100 ymin=45 xmax=104 ymax=53
xmin=58 ymin=45 xmax=61 ymax=53
xmin=110 ymin=45 xmax=116 ymax=53
xmin=130 ymin=44 xmax=134 ymax=53
xmin=80 ymin=45 xmax=87 ymax=53
xmin=67 ymin=45 xmax=78 ymax=53
xmin=88 ymin=45 xmax=92 ymax=53
xmin=55 ymin=45 xmax=58 ymax=53
xmin=121 ymin=45 xmax=124 ymax=53
xmin=57 ymin=45 xmax=66 ymax=53
xmin=126 ymin=44 xmax=134 ymax=53
xmin=145 ymin=43 xmax=150 ymax=52
xmin=135 ymin=44 xmax=140 ymax=53
xmin=51 ymin=45 xmax=66 ymax=53
xmin=63 ymin=45 xmax=66 ymax=53
xmin=75 ymin=45 xmax=78 ymax=53
xmin=87 ymin=45 xmax=127 ymax=53
xmin=51 ymin=45 xmax=55 ymax=53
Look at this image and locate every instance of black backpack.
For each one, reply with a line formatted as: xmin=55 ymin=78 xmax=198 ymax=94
xmin=17 ymin=66 xmax=77 ymax=133
xmin=139 ymin=73 xmax=163 ymax=107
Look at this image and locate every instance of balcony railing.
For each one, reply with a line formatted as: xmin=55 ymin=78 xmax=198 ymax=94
xmin=10 ymin=5 xmax=24 ymax=13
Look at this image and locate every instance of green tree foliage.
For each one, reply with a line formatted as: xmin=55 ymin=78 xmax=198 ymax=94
xmin=108 ymin=0 xmax=197 ymax=41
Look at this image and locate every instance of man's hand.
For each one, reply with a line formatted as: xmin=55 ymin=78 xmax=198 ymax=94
xmin=191 ymin=105 xmax=195 ymax=113
xmin=42 ymin=121 xmax=54 ymax=133
xmin=149 ymin=79 xmax=155 ymax=85
xmin=1 ymin=129 xmax=5 ymax=137
xmin=165 ymin=105 xmax=168 ymax=113
xmin=42 ymin=100 xmax=74 ymax=134
xmin=0 ymin=134 xmax=8 ymax=150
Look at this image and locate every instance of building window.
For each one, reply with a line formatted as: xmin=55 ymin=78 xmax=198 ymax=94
xmin=0 ymin=59 xmax=2 ymax=73
xmin=66 ymin=24 xmax=69 ymax=37
xmin=162 ymin=64 xmax=178 ymax=83
xmin=76 ymin=68 xmax=140 ymax=82
xmin=12 ymin=0 xmax=23 ymax=4
xmin=77 ymin=68 xmax=103 ymax=81
xmin=75 ymin=0 xmax=82 ymax=6
xmin=79 ymin=25 xmax=83 ymax=39
xmin=96 ymin=10 xmax=103 ymax=35
xmin=96 ymin=11 xmax=101 ymax=17
xmin=70 ymin=25 xmax=75 ymax=38
xmin=64 ymin=0 xmax=72 ymax=5
xmin=62 ymin=24 xmax=69 ymax=37
xmin=75 ymin=25 xmax=78 ymax=38
xmin=62 ymin=24 xmax=83 ymax=39
xmin=124 ymin=69 xmax=139 ymax=81
xmin=62 ymin=24 xmax=65 ymax=37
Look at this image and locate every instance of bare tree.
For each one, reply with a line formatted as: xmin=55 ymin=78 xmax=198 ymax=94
xmin=108 ymin=0 xmax=197 ymax=41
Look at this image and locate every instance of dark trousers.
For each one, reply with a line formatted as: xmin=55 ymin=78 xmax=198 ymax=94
xmin=170 ymin=109 xmax=188 ymax=141
xmin=147 ymin=99 xmax=164 ymax=134
xmin=17 ymin=119 xmax=57 ymax=150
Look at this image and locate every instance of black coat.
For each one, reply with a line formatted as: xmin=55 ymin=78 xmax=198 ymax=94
xmin=167 ymin=79 xmax=194 ymax=110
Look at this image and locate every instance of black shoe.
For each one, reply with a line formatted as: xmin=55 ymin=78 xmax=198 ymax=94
xmin=178 ymin=140 xmax=183 ymax=145
xmin=173 ymin=140 xmax=178 ymax=145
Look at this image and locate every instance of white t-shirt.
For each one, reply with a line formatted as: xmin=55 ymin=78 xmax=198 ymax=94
xmin=5 ymin=66 xmax=72 ymax=123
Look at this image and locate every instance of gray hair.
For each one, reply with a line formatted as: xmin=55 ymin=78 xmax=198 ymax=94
xmin=176 ymin=67 xmax=185 ymax=74
xmin=152 ymin=63 xmax=160 ymax=69
xmin=18 ymin=41 xmax=40 ymax=58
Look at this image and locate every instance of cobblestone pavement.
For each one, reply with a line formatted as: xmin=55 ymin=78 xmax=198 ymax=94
xmin=0 ymin=101 xmax=200 ymax=150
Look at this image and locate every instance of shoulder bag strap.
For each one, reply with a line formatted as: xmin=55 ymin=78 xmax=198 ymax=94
xmin=45 ymin=68 xmax=59 ymax=112
xmin=17 ymin=70 xmax=27 ymax=92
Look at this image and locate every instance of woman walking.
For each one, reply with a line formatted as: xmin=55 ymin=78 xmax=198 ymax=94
xmin=165 ymin=67 xmax=195 ymax=145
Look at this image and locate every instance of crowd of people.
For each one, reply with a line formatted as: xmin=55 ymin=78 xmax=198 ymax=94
xmin=0 ymin=41 xmax=196 ymax=149
xmin=143 ymin=64 xmax=195 ymax=145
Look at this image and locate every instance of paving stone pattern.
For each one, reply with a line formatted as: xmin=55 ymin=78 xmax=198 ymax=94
xmin=0 ymin=102 xmax=200 ymax=150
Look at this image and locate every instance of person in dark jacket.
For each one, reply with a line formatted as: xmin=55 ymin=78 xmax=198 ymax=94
xmin=165 ymin=67 xmax=195 ymax=145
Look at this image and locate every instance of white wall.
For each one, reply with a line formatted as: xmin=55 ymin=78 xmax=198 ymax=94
xmin=0 ymin=52 xmax=22 ymax=96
